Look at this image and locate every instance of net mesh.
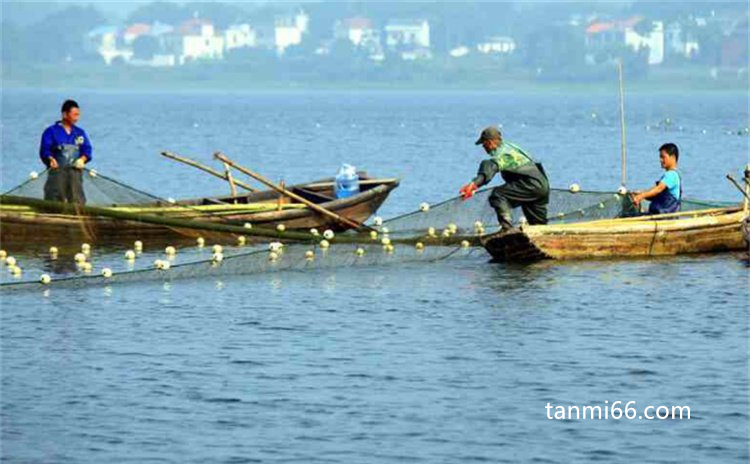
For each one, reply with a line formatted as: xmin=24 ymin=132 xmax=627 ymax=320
xmin=3 ymin=169 xmax=160 ymax=206
xmin=0 ymin=169 xmax=739 ymax=291
xmin=372 ymin=187 xmax=736 ymax=239
xmin=377 ymin=188 xmax=632 ymax=237
xmin=0 ymin=242 xmax=477 ymax=292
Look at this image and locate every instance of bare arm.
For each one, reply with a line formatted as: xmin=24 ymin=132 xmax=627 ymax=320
xmin=632 ymin=182 xmax=667 ymax=206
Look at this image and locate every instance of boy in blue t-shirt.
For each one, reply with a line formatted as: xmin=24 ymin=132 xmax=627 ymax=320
xmin=631 ymin=143 xmax=682 ymax=215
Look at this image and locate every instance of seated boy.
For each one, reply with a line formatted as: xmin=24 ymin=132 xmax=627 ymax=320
xmin=631 ymin=143 xmax=682 ymax=215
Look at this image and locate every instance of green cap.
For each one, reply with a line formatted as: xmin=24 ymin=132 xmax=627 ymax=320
xmin=475 ymin=126 xmax=502 ymax=145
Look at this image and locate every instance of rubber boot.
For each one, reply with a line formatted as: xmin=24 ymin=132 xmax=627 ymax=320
xmin=497 ymin=213 xmax=517 ymax=234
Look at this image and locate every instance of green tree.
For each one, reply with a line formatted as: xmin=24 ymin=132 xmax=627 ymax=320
xmin=28 ymin=5 xmax=105 ymax=63
xmin=127 ymin=2 xmax=188 ymax=25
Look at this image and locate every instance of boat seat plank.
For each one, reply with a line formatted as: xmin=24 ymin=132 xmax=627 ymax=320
xmin=290 ymin=187 xmax=334 ymax=204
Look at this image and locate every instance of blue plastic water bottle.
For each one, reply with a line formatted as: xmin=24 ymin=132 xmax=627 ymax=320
xmin=334 ymin=164 xmax=360 ymax=199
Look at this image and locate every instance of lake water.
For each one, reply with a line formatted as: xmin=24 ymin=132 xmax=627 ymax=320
xmin=1 ymin=89 xmax=748 ymax=463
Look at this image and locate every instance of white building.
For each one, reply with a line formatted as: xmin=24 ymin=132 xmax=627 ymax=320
xmin=384 ymin=19 xmax=430 ymax=49
xmin=87 ymin=25 xmax=133 ymax=65
xmin=477 ymin=36 xmax=516 ymax=55
xmin=586 ymin=17 xmax=665 ymax=65
xmin=449 ymin=46 xmax=470 ymax=58
xmin=624 ymin=21 xmax=664 ymax=65
xmin=225 ymin=24 xmax=256 ymax=51
xmin=166 ymin=19 xmax=225 ymax=64
xmin=274 ymin=11 xmax=309 ymax=55
xmin=334 ymin=17 xmax=378 ymax=47
xmin=665 ymin=22 xmax=700 ymax=58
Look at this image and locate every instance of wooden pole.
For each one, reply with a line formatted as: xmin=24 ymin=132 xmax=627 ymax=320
xmin=0 ymin=195 xmax=317 ymax=241
xmin=726 ymin=174 xmax=750 ymax=203
xmin=277 ymin=180 xmax=285 ymax=211
xmin=222 ymin=161 xmax=238 ymax=200
xmin=160 ymin=151 xmax=257 ymax=192
xmin=214 ymin=152 xmax=364 ymax=230
xmin=618 ymin=59 xmax=627 ymax=188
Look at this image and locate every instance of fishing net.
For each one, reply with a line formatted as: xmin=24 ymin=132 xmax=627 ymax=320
xmin=370 ymin=187 xmax=737 ymax=239
xmin=3 ymin=168 xmax=160 ymax=206
xmin=0 ymin=241 xmax=478 ymax=292
xmin=1 ymin=167 xmax=740 ymax=292
xmin=374 ymin=187 xmax=631 ymax=238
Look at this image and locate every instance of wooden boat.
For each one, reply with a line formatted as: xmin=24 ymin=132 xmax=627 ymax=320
xmin=481 ymin=206 xmax=747 ymax=263
xmin=0 ymin=175 xmax=399 ymax=247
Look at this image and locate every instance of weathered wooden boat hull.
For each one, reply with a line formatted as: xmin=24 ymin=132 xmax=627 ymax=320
xmin=0 ymin=178 xmax=398 ymax=248
xmin=481 ymin=207 xmax=747 ymax=263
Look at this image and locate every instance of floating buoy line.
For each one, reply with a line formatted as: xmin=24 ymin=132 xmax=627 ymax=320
xmin=0 ymin=241 xmax=475 ymax=292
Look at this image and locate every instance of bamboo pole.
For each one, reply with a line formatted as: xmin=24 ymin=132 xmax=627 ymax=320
xmin=161 ymin=151 xmax=257 ymax=192
xmin=303 ymin=178 xmax=399 ymax=189
xmin=214 ymin=152 xmax=365 ymax=230
xmin=222 ymin=161 xmax=238 ymax=200
xmin=743 ymin=166 xmax=750 ymax=213
xmin=726 ymin=174 xmax=750 ymax=204
xmin=0 ymin=194 xmax=316 ymax=241
xmin=0 ymin=195 xmax=442 ymax=246
xmin=277 ymin=180 xmax=285 ymax=211
xmin=617 ymin=59 xmax=627 ymax=188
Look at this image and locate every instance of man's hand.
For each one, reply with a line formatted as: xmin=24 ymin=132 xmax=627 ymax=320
xmin=73 ymin=156 xmax=87 ymax=170
xmin=630 ymin=193 xmax=643 ymax=207
xmin=48 ymin=157 xmax=59 ymax=169
xmin=459 ymin=182 xmax=478 ymax=200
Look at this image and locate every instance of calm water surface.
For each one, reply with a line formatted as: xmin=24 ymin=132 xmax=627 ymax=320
xmin=1 ymin=90 xmax=748 ymax=463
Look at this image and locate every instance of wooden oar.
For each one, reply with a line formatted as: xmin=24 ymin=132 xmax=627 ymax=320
xmin=161 ymin=151 xmax=258 ymax=193
xmin=214 ymin=152 xmax=365 ymax=230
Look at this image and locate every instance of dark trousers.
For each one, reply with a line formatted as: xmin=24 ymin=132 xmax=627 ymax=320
xmin=44 ymin=167 xmax=86 ymax=204
xmin=489 ymin=177 xmax=549 ymax=226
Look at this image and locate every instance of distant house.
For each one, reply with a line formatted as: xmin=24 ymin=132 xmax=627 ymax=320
xmin=333 ymin=17 xmax=383 ymax=59
xmin=123 ymin=23 xmax=151 ymax=45
xmin=164 ymin=19 xmax=225 ymax=64
xmin=334 ymin=17 xmax=377 ymax=47
xmin=274 ymin=11 xmax=309 ymax=55
xmin=225 ymin=24 xmax=256 ymax=51
xmin=87 ymin=25 xmax=133 ymax=65
xmin=624 ymin=21 xmax=664 ymax=65
xmin=449 ymin=46 xmax=470 ymax=58
xmin=477 ymin=36 xmax=516 ymax=55
xmin=586 ymin=16 xmax=664 ymax=65
xmin=384 ymin=19 xmax=430 ymax=50
xmin=665 ymin=23 xmax=700 ymax=59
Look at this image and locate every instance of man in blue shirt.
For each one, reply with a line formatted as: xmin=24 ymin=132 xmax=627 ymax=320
xmin=631 ymin=143 xmax=682 ymax=214
xmin=39 ymin=99 xmax=93 ymax=204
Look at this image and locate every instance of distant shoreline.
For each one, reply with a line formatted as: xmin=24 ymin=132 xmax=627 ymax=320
xmin=3 ymin=63 xmax=747 ymax=94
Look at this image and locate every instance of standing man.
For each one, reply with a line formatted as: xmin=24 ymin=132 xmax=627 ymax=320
xmin=39 ymin=99 xmax=93 ymax=204
xmin=460 ymin=127 xmax=549 ymax=233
